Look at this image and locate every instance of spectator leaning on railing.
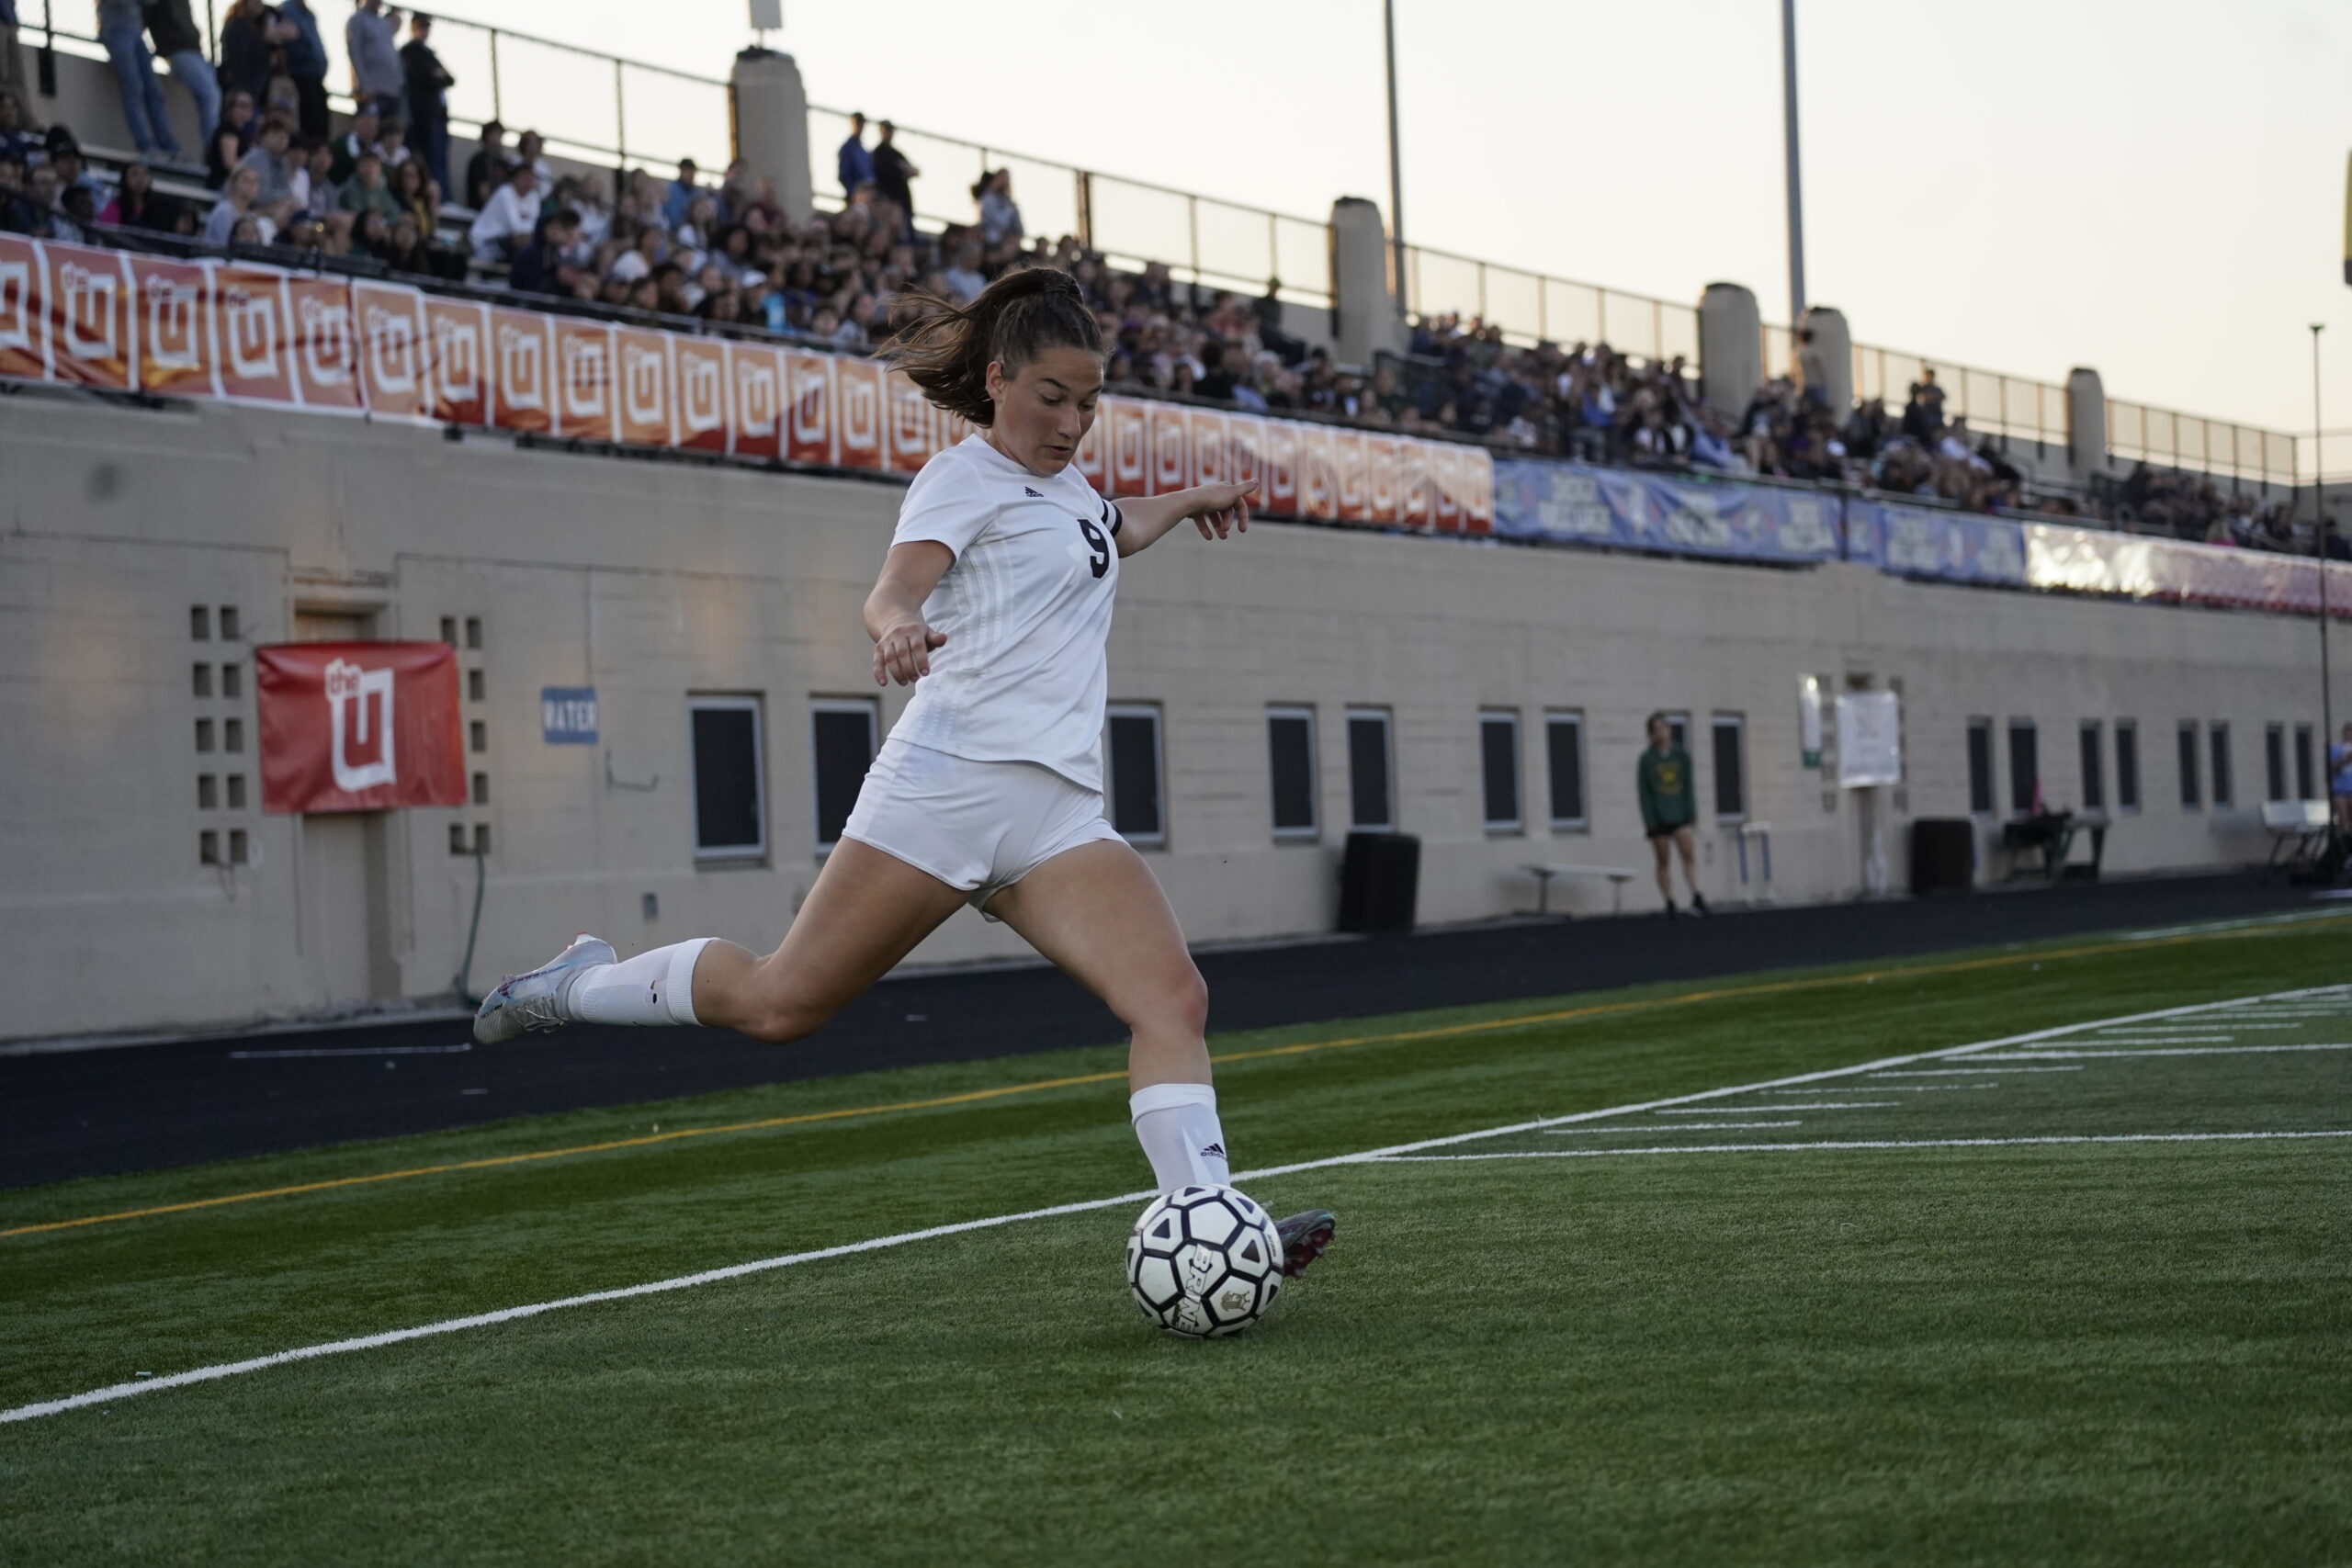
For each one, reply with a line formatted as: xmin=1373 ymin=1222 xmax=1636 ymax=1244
xmin=96 ymin=0 xmax=183 ymax=162
xmin=345 ymin=0 xmax=404 ymax=126
xmin=837 ymin=111 xmax=872 ymax=202
xmin=142 ymin=0 xmax=220 ymax=154
xmin=400 ymin=11 xmax=453 ymax=200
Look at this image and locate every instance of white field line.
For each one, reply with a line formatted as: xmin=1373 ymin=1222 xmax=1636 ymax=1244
xmin=1655 ymin=1101 xmax=1897 ymax=1112
xmin=2088 ymin=1023 xmax=2302 ymax=1032
xmin=2072 ymin=1036 xmax=2239 ymax=1044
xmin=1972 ymin=1043 xmax=2352 ymax=1060
xmin=1762 ymin=1085 xmax=1995 ymax=1093
xmin=6 ymin=982 xmax=2345 ymax=1427
xmin=2116 ymin=910 xmax=2352 ymax=941
xmin=1870 ymin=1067 xmax=2083 ymax=1077
xmin=1374 ymin=1131 xmax=2352 ymax=1163
xmin=1544 ymin=1122 xmax=1800 ymax=1134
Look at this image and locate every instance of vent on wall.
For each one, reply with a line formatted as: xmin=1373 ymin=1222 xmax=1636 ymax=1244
xmin=194 ymin=603 xmax=252 ymax=867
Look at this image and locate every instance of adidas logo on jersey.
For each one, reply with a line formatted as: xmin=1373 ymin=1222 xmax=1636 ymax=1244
xmin=1200 ymin=1142 xmax=1227 ymax=1159
xmin=1023 ymin=486 xmax=1045 ymax=497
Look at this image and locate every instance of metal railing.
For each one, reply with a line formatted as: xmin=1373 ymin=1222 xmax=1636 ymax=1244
xmin=1399 ymin=242 xmax=1700 ymax=367
xmin=320 ymin=13 xmax=736 ymax=179
xmin=26 ymin=6 xmax=735 ymax=176
xmin=802 ymin=104 xmax=1332 ymax=309
xmin=2108 ymin=397 xmax=2298 ymax=488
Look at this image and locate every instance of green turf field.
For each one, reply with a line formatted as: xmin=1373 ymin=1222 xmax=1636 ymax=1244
xmin=3 ymin=914 xmax=2348 ymax=1565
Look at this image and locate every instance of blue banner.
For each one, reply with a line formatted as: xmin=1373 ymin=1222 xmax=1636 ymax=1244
xmin=1844 ymin=500 xmax=2027 ymax=586
xmin=1493 ymin=461 xmax=1842 ymax=565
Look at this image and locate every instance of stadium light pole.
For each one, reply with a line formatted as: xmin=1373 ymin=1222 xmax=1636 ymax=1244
xmin=1781 ymin=0 xmax=1806 ymax=324
xmin=1384 ymin=0 xmax=1408 ymax=323
xmin=2314 ymin=322 xmax=2334 ymax=819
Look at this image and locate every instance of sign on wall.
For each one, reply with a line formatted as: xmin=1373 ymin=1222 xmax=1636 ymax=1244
xmin=540 ymin=687 xmax=599 ymax=745
xmin=255 ymin=642 xmax=466 ymax=812
xmin=1836 ymin=691 xmax=1903 ymax=788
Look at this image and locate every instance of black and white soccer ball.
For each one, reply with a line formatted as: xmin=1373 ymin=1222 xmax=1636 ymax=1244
xmin=1125 ymin=1183 xmax=1283 ymax=1337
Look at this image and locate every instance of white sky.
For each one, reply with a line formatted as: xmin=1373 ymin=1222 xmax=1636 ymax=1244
xmin=376 ymin=0 xmax=2352 ymax=474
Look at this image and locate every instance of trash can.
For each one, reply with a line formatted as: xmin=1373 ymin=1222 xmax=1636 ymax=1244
xmin=1910 ymin=818 xmax=1974 ymax=895
xmin=1339 ymin=831 xmax=1420 ymax=933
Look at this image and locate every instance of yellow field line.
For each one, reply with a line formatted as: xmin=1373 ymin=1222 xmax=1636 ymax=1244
xmin=4 ymin=913 xmax=2342 ymax=1241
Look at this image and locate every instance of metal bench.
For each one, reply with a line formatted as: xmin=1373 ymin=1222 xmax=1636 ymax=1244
xmin=1522 ymin=863 xmax=1639 ymax=917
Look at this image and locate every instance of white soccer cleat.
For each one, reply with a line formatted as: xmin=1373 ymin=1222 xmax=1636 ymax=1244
xmin=471 ymin=934 xmax=615 ymax=1044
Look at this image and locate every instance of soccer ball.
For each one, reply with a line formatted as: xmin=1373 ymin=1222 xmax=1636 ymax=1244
xmin=1125 ymin=1184 xmax=1283 ymax=1337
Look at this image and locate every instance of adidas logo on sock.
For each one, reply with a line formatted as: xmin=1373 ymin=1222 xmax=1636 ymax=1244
xmin=1200 ymin=1142 xmax=1227 ymax=1159
xmin=1023 ymin=486 xmax=1045 ymax=497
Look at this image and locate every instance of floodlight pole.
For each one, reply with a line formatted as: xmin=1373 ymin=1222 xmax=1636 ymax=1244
xmin=1384 ymin=0 xmax=1408 ymax=323
xmin=2315 ymin=323 xmax=2335 ymax=814
xmin=1781 ymin=0 xmax=1806 ymax=324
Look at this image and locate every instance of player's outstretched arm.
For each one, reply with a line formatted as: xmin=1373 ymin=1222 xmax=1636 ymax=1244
xmin=865 ymin=540 xmax=955 ymax=686
xmin=1113 ymin=482 xmax=1256 ymax=558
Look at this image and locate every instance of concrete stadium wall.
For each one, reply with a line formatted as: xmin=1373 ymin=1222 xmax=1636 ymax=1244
xmin=1 ymin=391 xmax=2339 ymax=1042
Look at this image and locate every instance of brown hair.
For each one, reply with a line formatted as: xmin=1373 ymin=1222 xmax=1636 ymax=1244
xmin=881 ymin=265 xmax=1102 ymax=425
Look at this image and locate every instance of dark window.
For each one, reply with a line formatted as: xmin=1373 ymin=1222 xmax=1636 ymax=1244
xmin=193 ymin=662 xmax=212 ymax=698
xmin=690 ymin=696 xmax=766 ymax=859
xmin=220 ymin=662 xmax=242 ymax=699
xmin=1545 ymin=712 xmax=1587 ymax=828
xmin=1966 ymin=718 xmax=1994 ymax=815
xmin=810 ymin=701 xmax=878 ymax=850
xmin=1106 ymin=705 xmax=1164 ymax=844
xmin=1346 ymin=709 xmax=1395 ymax=830
xmin=2210 ymin=722 xmax=2232 ymax=807
xmin=2007 ymin=720 xmax=2039 ymax=816
xmin=1480 ymin=711 xmax=1521 ymax=831
xmin=191 ymin=605 xmax=211 ymax=641
xmin=217 ymin=605 xmax=240 ymax=641
xmin=2177 ymin=721 xmax=2200 ymax=810
xmin=2079 ymin=722 xmax=2104 ymax=811
xmin=2117 ymin=720 xmax=2141 ymax=811
xmin=2266 ymin=724 xmax=2287 ymax=803
xmin=1712 ymin=714 xmax=1746 ymax=821
xmin=1267 ymin=707 xmax=1317 ymax=839
xmin=2296 ymin=723 xmax=2316 ymax=799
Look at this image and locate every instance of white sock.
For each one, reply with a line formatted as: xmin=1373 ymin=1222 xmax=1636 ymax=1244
xmin=564 ymin=938 xmax=711 ymax=1026
xmin=1129 ymin=1082 xmax=1231 ymax=1191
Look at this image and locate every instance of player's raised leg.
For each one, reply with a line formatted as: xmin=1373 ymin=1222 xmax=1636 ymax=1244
xmin=473 ymin=837 xmax=967 ymax=1044
xmin=986 ymin=839 xmax=1335 ymax=1275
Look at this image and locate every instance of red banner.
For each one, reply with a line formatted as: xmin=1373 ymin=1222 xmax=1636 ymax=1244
xmin=613 ymin=325 xmax=673 ymax=446
xmin=255 ymin=641 xmax=465 ymax=813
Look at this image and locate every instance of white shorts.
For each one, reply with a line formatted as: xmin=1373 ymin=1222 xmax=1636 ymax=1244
xmin=840 ymin=738 xmax=1124 ymax=919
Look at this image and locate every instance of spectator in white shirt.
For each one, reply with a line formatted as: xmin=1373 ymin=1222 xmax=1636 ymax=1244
xmin=203 ymin=163 xmax=277 ymax=246
xmin=467 ymin=160 xmax=539 ymax=261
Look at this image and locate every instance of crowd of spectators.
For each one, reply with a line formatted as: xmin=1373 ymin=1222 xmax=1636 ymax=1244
xmin=0 ymin=37 xmax=2319 ymax=547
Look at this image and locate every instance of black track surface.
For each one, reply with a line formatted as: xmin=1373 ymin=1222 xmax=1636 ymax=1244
xmin=0 ymin=875 xmax=2316 ymax=1190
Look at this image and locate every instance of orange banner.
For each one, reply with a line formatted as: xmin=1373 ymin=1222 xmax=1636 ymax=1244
xmin=673 ymin=334 xmax=729 ymax=454
xmin=613 ymin=325 xmax=672 ymax=447
xmin=0 ymin=239 xmax=1501 ymax=530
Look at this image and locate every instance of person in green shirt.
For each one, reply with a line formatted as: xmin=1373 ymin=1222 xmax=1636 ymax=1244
xmin=1637 ymin=712 xmax=1708 ymax=918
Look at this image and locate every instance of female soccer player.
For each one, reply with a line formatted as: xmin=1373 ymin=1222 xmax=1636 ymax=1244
xmin=474 ymin=266 xmax=1334 ymax=1275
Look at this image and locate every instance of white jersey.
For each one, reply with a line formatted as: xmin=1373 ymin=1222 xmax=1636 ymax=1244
xmin=888 ymin=434 xmax=1125 ymax=791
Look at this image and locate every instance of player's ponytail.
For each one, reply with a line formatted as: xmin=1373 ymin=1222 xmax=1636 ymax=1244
xmin=882 ymin=265 xmax=1104 ymax=426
